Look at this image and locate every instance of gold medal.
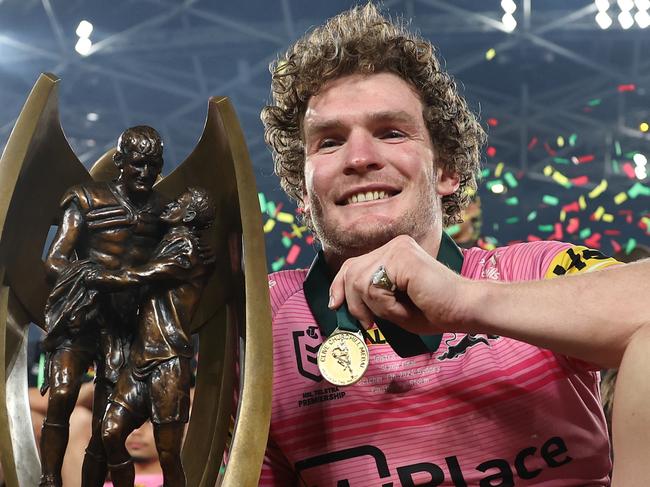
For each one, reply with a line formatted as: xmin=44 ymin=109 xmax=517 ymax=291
xmin=317 ymin=329 xmax=369 ymax=386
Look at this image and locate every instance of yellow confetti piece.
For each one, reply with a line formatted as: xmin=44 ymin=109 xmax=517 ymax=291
xmin=614 ymin=192 xmax=628 ymax=205
xmin=543 ymin=165 xmax=554 ymax=177
xmin=552 ymin=171 xmax=569 ymax=186
xmin=557 ymin=136 xmax=565 ymax=148
xmin=593 ymin=206 xmax=605 ymax=221
xmin=263 ymin=219 xmax=276 ymax=233
xmin=602 ymin=213 xmax=614 ymax=223
xmin=559 ymin=210 xmax=566 ymax=222
xmin=578 ymin=195 xmax=587 ymax=210
xmin=588 ymin=179 xmax=607 ymax=199
xmin=495 ymin=162 xmax=504 ymax=178
xmin=291 ymin=223 xmax=303 ymax=238
xmin=276 ymin=212 xmax=294 ymax=224
xmin=485 ymin=48 xmax=496 ymax=61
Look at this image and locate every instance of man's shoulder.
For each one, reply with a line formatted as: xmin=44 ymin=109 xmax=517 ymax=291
xmin=267 ymin=268 xmax=309 ymax=315
xmin=461 ymin=240 xmax=573 ymax=281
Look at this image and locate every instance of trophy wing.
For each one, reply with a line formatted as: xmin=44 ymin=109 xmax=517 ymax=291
xmin=0 ymin=73 xmax=91 ymax=487
xmin=160 ymin=97 xmax=272 ymax=487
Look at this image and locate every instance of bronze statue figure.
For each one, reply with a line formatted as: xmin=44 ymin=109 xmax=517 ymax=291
xmin=40 ymin=126 xmax=168 ymax=487
xmin=88 ymin=187 xmax=216 ymax=486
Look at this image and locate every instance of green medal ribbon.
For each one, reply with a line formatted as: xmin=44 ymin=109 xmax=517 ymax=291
xmin=303 ymin=232 xmax=464 ymax=358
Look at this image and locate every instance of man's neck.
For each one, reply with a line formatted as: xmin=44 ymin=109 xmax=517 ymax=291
xmin=322 ymin=227 xmax=443 ymax=274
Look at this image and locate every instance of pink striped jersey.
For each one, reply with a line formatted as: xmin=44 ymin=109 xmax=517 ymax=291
xmin=262 ymin=240 xmax=619 ymax=486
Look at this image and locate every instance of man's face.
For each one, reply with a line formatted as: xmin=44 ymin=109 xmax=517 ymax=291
xmin=119 ymin=150 xmax=163 ymax=194
xmin=302 ymin=72 xmax=458 ymax=257
xmin=161 ymin=191 xmax=193 ymax=225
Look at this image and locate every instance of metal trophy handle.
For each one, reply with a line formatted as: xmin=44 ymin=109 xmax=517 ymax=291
xmin=0 ymin=73 xmax=272 ymax=487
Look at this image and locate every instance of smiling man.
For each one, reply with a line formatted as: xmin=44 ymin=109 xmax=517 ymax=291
xmin=257 ymin=4 xmax=650 ymax=486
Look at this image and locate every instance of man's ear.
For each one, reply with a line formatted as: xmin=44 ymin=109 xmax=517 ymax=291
xmin=436 ymin=167 xmax=460 ymax=196
xmin=301 ymin=183 xmax=310 ymax=216
xmin=183 ymin=210 xmax=196 ymax=223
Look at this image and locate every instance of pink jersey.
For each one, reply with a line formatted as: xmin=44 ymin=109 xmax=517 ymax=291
xmin=262 ymin=240 xmax=618 ymax=486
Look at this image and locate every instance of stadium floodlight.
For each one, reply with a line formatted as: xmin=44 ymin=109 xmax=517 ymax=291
xmin=500 ymin=0 xmax=517 ymax=14
xmin=75 ymin=37 xmax=92 ymax=56
xmin=634 ymin=9 xmax=650 ymax=27
xmin=596 ymin=11 xmax=614 ymax=28
xmin=617 ymin=0 xmax=635 ymax=10
xmin=618 ymin=10 xmax=635 ymax=28
xmin=595 ymin=0 xmax=610 ymax=10
xmin=502 ymin=13 xmax=517 ymax=32
xmin=75 ymin=20 xmax=93 ymax=39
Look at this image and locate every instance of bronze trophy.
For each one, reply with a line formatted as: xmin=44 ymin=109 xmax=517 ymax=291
xmin=0 ymin=73 xmax=272 ymax=487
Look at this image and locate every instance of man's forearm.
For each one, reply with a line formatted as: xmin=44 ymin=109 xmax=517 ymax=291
xmin=461 ymin=259 xmax=649 ymax=368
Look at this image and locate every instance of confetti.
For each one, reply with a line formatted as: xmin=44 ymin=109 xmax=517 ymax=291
xmin=258 ymin=192 xmax=267 ymax=213
xmin=495 ymin=162 xmax=505 ymax=177
xmin=542 ymin=195 xmax=559 ymax=206
xmin=614 ymin=192 xmax=628 ymax=205
xmin=263 ymin=219 xmax=276 ymax=233
xmin=588 ymin=180 xmax=608 ymax=199
xmin=276 ymin=211 xmax=294 ymax=224
xmin=286 ymin=244 xmax=301 ymax=265
xmin=566 ymin=218 xmax=580 ymax=234
xmin=504 ymin=172 xmax=518 ymax=188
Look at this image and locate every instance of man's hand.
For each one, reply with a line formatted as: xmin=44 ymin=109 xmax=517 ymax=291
xmin=328 ymin=235 xmax=472 ymax=334
xmin=83 ymin=267 xmax=120 ymax=289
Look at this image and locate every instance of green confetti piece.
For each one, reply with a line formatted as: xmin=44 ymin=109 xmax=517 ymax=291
xmin=281 ymin=236 xmax=292 ymax=248
xmin=506 ymin=216 xmax=519 ymax=224
xmin=527 ymin=211 xmax=537 ymax=221
xmin=587 ymin=98 xmax=601 ymax=107
xmin=446 ymin=224 xmax=460 ymax=236
xmin=492 ymin=223 xmax=500 ymax=232
xmin=611 ymin=159 xmax=620 ymax=174
xmin=542 ymin=195 xmax=559 ymax=206
xmin=553 ymin=157 xmax=569 ymax=164
xmin=485 ymin=236 xmax=499 ymax=245
xmin=538 ymin=224 xmax=554 ymax=232
xmin=579 ymin=228 xmax=592 ymax=239
xmin=37 ymin=353 xmax=46 ymax=391
xmin=258 ymin=192 xmax=267 ymax=213
xmin=624 ymin=151 xmax=637 ymax=158
xmin=271 ymin=258 xmax=286 ymax=272
xmin=615 ymin=140 xmax=622 ymax=157
xmin=266 ymin=201 xmax=277 ymax=217
xmin=504 ymin=172 xmax=518 ymax=188
xmin=625 ymin=238 xmax=637 ymax=254
xmin=628 ymin=182 xmax=650 ymax=199
xmin=481 ymin=168 xmax=491 ymax=178
xmin=505 ymin=197 xmax=519 ymax=206
xmin=569 ymin=134 xmax=578 ymax=147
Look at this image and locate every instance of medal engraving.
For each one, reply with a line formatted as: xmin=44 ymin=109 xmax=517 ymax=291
xmin=317 ymin=329 xmax=369 ymax=386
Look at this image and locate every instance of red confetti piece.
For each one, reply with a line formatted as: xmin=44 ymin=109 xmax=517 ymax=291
xmin=639 ymin=220 xmax=650 ymax=233
xmin=543 ymin=142 xmax=557 ymax=156
xmin=487 ymin=118 xmax=499 ymax=127
xmin=286 ymin=244 xmax=301 ymax=265
xmin=527 ymin=234 xmax=542 ymax=241
xmin=487 ymin=146 xmax=496 ymax=157
xmin=617 ymin=84 xmax=636 ymax=92
xmin=527 ymin=137 xmax=538 ymax=150
xmin=282 ymin=231 xmax=292 ymax=238
xmin=604 ymin=229 xmax=621 ymax=236
xmin=584 ymin=233 xmax=602 ymax=249
xmin=273 ymin=202 xmax=284 ymax=216
xmin=571 ymin=154 xmax=595 ymax=164
xmin=562 ymin=201 xmax=580 ymax=213
xmin=305 ymin=235 xmax=314 ymax=245
xmin=611 ymin=239 xmax=622 ymax=254
xmin=566 ymin=218 xmax=580 ymax=234
xmin=570 ymin=176 xmax=589 ymax=186
xmin=622 ymin=162 xmax=636 ymax=179
xmin=549 ymin=222 xmax=563 ymax=240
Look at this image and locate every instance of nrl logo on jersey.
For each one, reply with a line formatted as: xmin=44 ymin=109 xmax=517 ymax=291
xmin=293 ymin=325 xmax=323 ymax=382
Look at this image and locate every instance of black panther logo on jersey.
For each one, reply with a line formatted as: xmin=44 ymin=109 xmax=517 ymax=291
xmin=437 ymin=334 xmax=500 ymax=361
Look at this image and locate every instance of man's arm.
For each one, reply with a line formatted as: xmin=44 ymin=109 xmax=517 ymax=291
xmin=45 ymin=203 xmax=83 ymax=280
xmin=329 ymin=235 xmax=649 ymax=369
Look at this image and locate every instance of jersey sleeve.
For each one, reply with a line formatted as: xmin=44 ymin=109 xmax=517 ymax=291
xmin=543 ymin=245 xmax=620 ymax=278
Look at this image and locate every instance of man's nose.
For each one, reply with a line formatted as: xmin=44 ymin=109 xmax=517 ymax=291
xmin=343 ymin=131 xmax=383 ymax=175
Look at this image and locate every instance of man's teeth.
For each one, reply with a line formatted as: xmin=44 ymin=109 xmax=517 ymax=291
xmin=347 ymin=190 xmax=388 ymax=204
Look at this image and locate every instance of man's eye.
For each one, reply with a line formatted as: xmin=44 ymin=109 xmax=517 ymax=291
xmin=318 ymin=138 xmax=340 ymax=149
xmin=380 ymin=130 xmax=405 ymax=139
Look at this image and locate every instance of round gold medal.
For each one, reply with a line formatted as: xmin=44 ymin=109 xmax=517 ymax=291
xmin=317 ymin=329 xmax=369 ymax=386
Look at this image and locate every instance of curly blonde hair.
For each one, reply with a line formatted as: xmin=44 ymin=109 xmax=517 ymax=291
xmin=261 ymin=3 xmax=485 ymax=229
